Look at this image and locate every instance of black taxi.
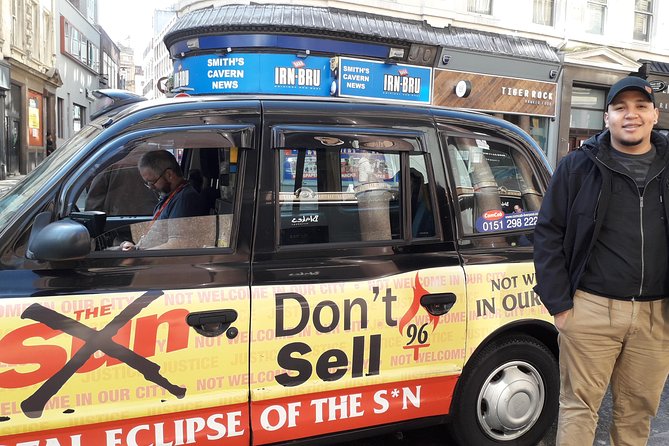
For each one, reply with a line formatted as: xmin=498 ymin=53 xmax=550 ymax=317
xmin=0 ymin=91 xmax=556 ymax=446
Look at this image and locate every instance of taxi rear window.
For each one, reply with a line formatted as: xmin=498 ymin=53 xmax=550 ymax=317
xmin=445 ymin=133 xmax=543 ymax=236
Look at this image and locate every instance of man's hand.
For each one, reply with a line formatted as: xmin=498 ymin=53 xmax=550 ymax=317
xmin=120 ymin=241 xmax=136 ymax=251
xmin=554 ymin=310 xmax=571 ymax=331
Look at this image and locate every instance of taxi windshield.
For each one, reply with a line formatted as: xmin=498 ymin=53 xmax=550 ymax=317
xmin=0 ymin=121 xmax=103 ymax=230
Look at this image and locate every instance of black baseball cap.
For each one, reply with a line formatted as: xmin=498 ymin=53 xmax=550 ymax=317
xmin=606 ymin=76 xmax=655 ymax=107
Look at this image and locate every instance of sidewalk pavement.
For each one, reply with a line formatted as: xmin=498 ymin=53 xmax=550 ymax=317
xmin=0 ymin=175 xmax=25 ymax=196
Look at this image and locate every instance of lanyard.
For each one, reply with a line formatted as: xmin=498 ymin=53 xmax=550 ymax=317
xmin=152 ymin=182 xmax=187 ymax=222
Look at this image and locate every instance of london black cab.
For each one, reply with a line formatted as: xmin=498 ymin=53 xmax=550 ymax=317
xmin=0 ymin=90 xmax=557 ymax=446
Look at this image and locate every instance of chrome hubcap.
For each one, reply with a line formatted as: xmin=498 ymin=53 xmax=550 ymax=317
xmin=476 ymin=361 xmax=545 ymax=441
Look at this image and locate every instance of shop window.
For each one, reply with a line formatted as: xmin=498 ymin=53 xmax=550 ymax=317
xmin=529 ymin=116 xmax=550 ymax=154
xmin=570 ymin=86 xmax=605 ymax=130
xmin=586 ymin=0 xmax=607 ymax=34
xmin=533 ymin=0 xmax=554 ymax=26
xmin=445 ymin=135 xmax=542 ymax=239
xmin=633 ymin=0 xmax=653 ymax=42
xmin=277 ymin=131 xmax=435 ymax=246
xmin=467 ymin=0 xmax=492 ymax=15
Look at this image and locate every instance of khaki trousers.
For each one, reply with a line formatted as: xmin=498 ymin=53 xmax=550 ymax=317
xmin=556 ymin=290 xmax=669 ymax=446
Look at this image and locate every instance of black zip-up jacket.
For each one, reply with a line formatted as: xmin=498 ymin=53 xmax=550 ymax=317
xmin=533 ymin=130 xmax=669 ymax=315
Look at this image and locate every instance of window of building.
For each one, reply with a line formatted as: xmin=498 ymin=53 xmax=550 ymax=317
xmin=445 ymin=134 xmax=542 ymax=240
xmin=570 ymin=86 xmax=605 ymax=130
xmin=467 ymin=0 xmax=492 ymax=14
xmin=102 ymin=52 xmax=118 ymax=88
xmin=11 ymin=0 xmax=24 ymax=48
xmin=586 ymin=0 xmax=607 ymax=34
xmin=88 ymin=42 xmax=100 ymax=72
xmin=73 ymin=104 xmax=85 ymax=133
xmin=70 ymin=26 xmax=81 ymax=59
xmin=31 ymin=3 xmax=41 ymax=60
xmin=277 ymin=130 xmax=436 ymax=246
xmin=86 ymin=0 xmax=96 ymax=23
xmin=44 ymin=11 xmax=53 ymax=64
xmin=62 ymin=17 xmax=99 ymax=72
xmin=533 ymin=0 xmax=554 ymax=26
xmin=57 ymin=97 xmax=64 ymax=138
xmin=633 ymin=0 xmax=653 ymax=41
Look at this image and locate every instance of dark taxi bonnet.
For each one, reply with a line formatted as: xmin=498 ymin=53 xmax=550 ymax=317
xmin=606 ymin=76 xmax=655 ymax=108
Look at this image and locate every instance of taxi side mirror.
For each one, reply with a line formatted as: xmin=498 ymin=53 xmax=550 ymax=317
xmin=27 ymin=212 xmax=92 ymax=261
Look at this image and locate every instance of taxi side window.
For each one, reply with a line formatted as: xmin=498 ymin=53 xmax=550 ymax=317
xmin=74 ymin=130 xmax=245 ymax=251
xmin=445 ymin=134 xmax=543 ymax=236
xmin=277 ymin=131 xmax=435 ymax=246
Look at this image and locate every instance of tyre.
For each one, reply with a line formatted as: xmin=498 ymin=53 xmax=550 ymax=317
xmin=448 ymin=334 xmax=559 ymax=446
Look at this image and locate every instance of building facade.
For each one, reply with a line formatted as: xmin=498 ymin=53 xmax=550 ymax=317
xmin=55 ymin=0 xmax=101 ymax=147
xmin=117 ymin=43 xmax=135 ymax=93
xmin=140 ymin=8 xmax=176 ymax=99
xmin=0 ymin=0 xmax=60 ymax=178
xmin=98 ymin=26 xmax=120 ymax=90
xmin=163 ymin=0 xmax=669 ymax=166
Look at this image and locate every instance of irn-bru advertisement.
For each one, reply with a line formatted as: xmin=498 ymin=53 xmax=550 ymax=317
xmin=0 ymin=263 xmax=549 ymax=445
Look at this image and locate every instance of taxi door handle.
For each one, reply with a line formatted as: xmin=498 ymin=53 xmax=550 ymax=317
xmin=186 ymin=309 xmax=238 ymax=338
xmin=420 ymin=293 xmax=457 ymax=316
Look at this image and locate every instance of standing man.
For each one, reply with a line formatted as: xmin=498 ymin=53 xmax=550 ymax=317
xmin=534 ymin=76 xmax=669 ymax=445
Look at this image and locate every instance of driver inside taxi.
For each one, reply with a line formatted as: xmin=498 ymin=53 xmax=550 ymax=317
xmin=119 ymin=150 xmax=206 ymax=251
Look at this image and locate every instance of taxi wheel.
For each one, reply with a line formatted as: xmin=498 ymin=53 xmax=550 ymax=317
xmin=448 ymin=334 xmax=558 ymax=446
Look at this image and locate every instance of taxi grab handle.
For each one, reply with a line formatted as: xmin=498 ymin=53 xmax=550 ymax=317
xmin=186 ymin=309 xmax=238 ymax=338
xmin=420 ymin=293 xmax=457 ymax=316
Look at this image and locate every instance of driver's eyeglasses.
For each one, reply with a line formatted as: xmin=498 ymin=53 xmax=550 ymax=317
xmin=144 ymin=169 xmax=168 ymax=188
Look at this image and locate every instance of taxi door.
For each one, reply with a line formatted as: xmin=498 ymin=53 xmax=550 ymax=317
xmin=0 ymin=101 xmax=260 ymax=446
xmin=248 ymin=101 xmax=467 ymax=444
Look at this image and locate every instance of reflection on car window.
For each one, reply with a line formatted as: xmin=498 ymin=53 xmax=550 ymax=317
xmin=446 ymin=135 xmax=543 ymax=239
xmin=74 ymin=130 xmax=246 ymax=251
xmin=84 ymin=146 xmax=160 ymax=216
xmin=277 ymin=132 xmax=436 ymax=246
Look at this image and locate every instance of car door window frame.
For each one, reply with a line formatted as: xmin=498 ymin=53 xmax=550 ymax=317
xmin=271 ymin=125 xmax=440 ymax=250
xmin=441 ymin=129 xmax=546 ymax=241
xmin=58 ymin=124 xmax=254 ymax=256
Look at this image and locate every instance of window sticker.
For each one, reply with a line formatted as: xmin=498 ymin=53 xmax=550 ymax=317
xmin=475 ymin=210 xmax=538 ymax=233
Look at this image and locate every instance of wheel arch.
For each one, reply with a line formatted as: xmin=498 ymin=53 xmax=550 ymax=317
xmin=452 ymin=318 xmax=559 ymax=408
xmin=446 ymin=319 xmax=560 ymax=445
xmin=468 ymin=319 xmax=558 ymax=364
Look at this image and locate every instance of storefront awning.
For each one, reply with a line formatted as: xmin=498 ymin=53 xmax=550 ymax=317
xmin=164 ymin=4 xmax=559 ymax=65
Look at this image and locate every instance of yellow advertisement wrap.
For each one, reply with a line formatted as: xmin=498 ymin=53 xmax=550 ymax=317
xmin=464 ymin=262 xmax=552 ymax=355
xmin=0 ymin=288 xmax=250 ymax=445
xmin=248 ymin=267 xmax=468 ymax=443
xmin=0 ymin=263 xmax=551 ymax=445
